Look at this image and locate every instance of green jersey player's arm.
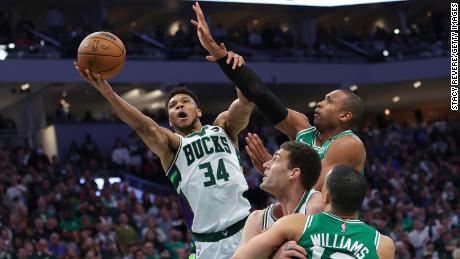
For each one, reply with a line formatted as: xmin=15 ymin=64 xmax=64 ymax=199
xmin=315 ymin=136 xmax=366 ymax=190
xmin=233 ymin=214 xmax=306 ymax=259
xmin=214 ymin=88 xmax=255 ymax=148
xmin=378 ymin=235 xmax=396 ymax=259
xmin=75 ymin=66 xmax=180 ymax=171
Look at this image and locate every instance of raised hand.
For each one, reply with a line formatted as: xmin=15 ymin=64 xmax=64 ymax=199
xmin=245 ymin=133 xmax=272 ymax=174
xmin=191 ymin=2 xmax=227 ymax=59
xmin=74 ymin=62 xmax=113 ymax=95
xmin=206 ymin=43 xmax=245 ymax=70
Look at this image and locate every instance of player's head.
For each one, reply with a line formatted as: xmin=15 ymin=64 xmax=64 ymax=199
xmin=322 ymin=164 xmax=367 ymax=215
xmin=314 ymin=89 xmax=363 ymax=131
xmin=166 ymin=86 xmax=202 ymax=133
xmin=260 ymin=141 xmax=321 ymax=196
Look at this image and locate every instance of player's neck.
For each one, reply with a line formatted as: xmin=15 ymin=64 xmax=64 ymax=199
xmin=326 ymin=207 xmax=359 ymax=220
xmin=317 ymin=126 xmax=349 ymax=145
xmin=278 ymin=184 xmax=306 ymax=216
xmin=175 ymin=122 xmax=203 ymax=137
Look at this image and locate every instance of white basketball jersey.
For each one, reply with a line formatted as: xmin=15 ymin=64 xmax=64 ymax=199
xmin=261 ymin=189 xmax=319 ymax=231
xmin=166 ymin=125 xmax=251 ymax=234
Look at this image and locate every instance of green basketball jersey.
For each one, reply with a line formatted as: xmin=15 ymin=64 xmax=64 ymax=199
xmin=295 ymin=127 xmax=364 ymax=175
xmin=298 ymin=212 xmax=380 ymax=259
xmin=295 ymin=127 xmax=357 ymax=160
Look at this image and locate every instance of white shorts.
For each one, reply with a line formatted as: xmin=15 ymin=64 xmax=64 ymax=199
xmin=195 ymin=228 xmax=243 ymax=259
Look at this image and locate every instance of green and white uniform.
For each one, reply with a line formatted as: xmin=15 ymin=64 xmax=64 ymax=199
xmin=166 ymin=125 xmax=250 ymax=259
xmin=299 ymin=212 xmax=380 ymax=259
xmin=296 ymin=127 xmax=364 ymax=175
xmin=295 ymin=127 xmax=359 ymax=160
xmin=261 ymin=189 xmax=319 ymax=231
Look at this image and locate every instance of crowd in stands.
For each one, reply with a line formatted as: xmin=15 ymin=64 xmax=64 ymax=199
xmin=1 ymin=114 xmax=460 ymax=258
xmin=0 ymin=3 xmax=448 ymax=62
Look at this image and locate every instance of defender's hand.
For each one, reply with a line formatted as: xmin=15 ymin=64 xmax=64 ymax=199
xmin=206 ymin=43 xmax=245 ymax=70
xmin=245 ymin=133 xmax=272 ymax=174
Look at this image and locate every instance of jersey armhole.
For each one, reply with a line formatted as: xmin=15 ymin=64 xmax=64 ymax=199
xmin=374 ymin=230 xmax=381 ymax=249
xmin=165 ymin=136 xmax=183 ymax=175
xmin=303 ymin=215 xmax=313 ymax=233
xmin=295 ymin=127 xmax=316 ymax=141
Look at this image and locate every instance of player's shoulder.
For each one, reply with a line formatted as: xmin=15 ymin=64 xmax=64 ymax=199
xmin=377 ymin=235 xmax=396 ymax=259
xmin=330 ymin=132 xmax=365 ymax=152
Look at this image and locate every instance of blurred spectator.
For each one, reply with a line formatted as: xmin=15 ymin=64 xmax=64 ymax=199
xmin=45 ymin=3 xmax=65 ymax=38
xmin=115 ymin=213 xmax=136 ymax=255
xmin=111 ymin=138 xmax=130 ymax=169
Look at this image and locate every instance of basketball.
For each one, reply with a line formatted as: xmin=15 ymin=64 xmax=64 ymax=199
xmin=77 ymin=31 xmax=126 ymax=79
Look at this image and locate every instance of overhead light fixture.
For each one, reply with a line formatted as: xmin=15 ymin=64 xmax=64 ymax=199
xmin=393 ymin=28 xmax=400 ymax=35
xmin=0 ymin=48 xmax=8 ymax=60
xmin=8 ymin=43 xmax=15 ymax=49
xmin=392 ymin=96 xmax=400 ymax=103
xmin=308 ymin=101 xmax=316 ymax=108
xmin=383 ymin=50 xmax=389 ymax=57
xmin=350 ymin=85 xmax=358 ymax=91
xmin=413 ymin=81 xmax=422 ymax=88
xmin=384 ymin=108 xmax=390 ymax=116
xmin=20 ymin=83 xmax=30 ymax=91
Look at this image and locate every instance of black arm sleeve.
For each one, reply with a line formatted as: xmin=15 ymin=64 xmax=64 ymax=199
xmin=216 ymin=55 xmax=288 ymax=125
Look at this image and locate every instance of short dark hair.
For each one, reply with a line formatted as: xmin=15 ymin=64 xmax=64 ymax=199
xmin=280 ymin=141 xmax=321 ymax=190
xmin=326 ymin=164 xmax=367 ymax=214
xmin=165 ymin=86 xmax=200 ymax=110
xmin=338 ymin=89 xmax=364 ymax=128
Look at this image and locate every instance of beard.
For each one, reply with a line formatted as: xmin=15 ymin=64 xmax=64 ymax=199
xmin=174 ymin=116 xmax=199 ymax=134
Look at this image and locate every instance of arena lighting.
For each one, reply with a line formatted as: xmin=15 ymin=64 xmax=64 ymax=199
xmin=0 ymin=47 xmax=8 ymax=60
xmin=393 ymin=28 xmax=400 ymax=35
xmin=413 ymin=81 xmax=422 ymax=88
xmin=383 ymin=50 xmax=389 ymax=57
xmin=194 ymin=0 xmax=407 ymax=7
xmin=308 ymin=101 xmax=317 ymax=108
xmin=384 ymin=108 xmax=390 ymax=116
xmin=80 ymin=177 xmax=122 ymax=190
xmin=350 ymin=85 xmax=358 ymax=91
xmin=20 ymin=83 xmax=30 ymax=91
xmin=392 ymin=96 xmax=400 ymax=103
xmin=150 ymin=102 xmax=164 ymax=109
xmin=8 ymin=43 xmax=15 ymax=49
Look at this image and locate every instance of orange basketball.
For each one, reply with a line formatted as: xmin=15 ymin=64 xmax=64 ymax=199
xmin=77 ymin=31 xmax=126 ymax=79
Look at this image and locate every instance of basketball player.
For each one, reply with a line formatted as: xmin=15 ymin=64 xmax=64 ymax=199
xmin=191 ymin=2 xmax=366 ymax=191
xmin=241 ymin=142 xmax=323 ymax=259
xmin=233 ymin=165 xmax=395 ymax=259
xmin=74 ymin=56 xmax=253 ymax=258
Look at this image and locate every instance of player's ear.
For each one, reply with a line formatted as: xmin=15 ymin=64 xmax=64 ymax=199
xmin=290 ymin=168 xmax=301 ymax=179
xmin=197 ymin=108 xmax=202 ymax=118
xmin=339 ymin=111 xmax=352 ymax=123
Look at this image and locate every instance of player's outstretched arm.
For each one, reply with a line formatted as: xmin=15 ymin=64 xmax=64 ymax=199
xmin=214 ymin=87 xmax=255 ymax=147
xmin=191 ymin=3 xmax=309 ymax=139
xmin=233 ymin=214 xmax=307 ymax=259
xmin=75 ymin=64 xmax=179 ymax=170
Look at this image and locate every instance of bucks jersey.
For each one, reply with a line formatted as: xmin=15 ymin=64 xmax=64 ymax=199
xmin=166 ymin=125 xmax=251 ymax=234
xmin=261 ymin=189 xmax=318 ymax=231
xmin=299 ymin=212 xmax=380 ymax=259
